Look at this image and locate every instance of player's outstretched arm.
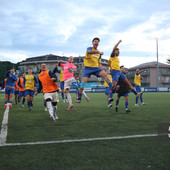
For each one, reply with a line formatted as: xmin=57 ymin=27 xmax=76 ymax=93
xmin=53 ymin=65 xmax=61 ymax=74
xmin=6 ymin=70 xmax=11 ymax=77
xmin=10 ymin=74 xmax=18 ymax=82
xmin=112 ymin=40 xmax=122 ymax=53
xmin=138 ymin=69 xmax=148 ymax=74
xmin=87 ymin=49 xmax=104 ymax=55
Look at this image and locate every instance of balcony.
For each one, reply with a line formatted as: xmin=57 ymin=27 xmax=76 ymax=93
xmin=161 ymin=80 xmax=170 ymax=84
xmin=161 ymin=72 xmax=170 ymax=76
xmin=141 ymin=72 xmax=150 ymax=76
xmin=142 ymin=80 xmax=150 ymax=83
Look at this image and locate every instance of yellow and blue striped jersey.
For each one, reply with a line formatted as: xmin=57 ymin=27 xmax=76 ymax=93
xmin=25 ymin=74 xmax=37 ymax=90
xmin=134 ymin=73 xmax=141 ymax=86
xmin=104 ymin=74 xmax=112 ymax=87
xmin=84 ymin=47 xmax=101 ymax=67
xmin=108 ymin=52 xmax=120 ymax=70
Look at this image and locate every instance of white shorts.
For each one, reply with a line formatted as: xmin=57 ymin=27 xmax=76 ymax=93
xmin=44 ymin=91 xmax=59 ymax=102
xmin=64 ymin=77 xmax=76 ymax=90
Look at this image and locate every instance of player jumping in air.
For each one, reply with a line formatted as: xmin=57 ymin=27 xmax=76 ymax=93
xmin=76 ymin=37 xmax=113 ymax=103
xmin=104 ymin=70 xmax=113 ymax=108
xmin=35 ymin=63 xmax=59 ymax=121
xmin=134 ymin=68 xmax=148 ymax=107
xmin=57 ymin=56 xmax=90 ymax=111
xmin=58 ymin=57 xmax=77 ymax=111
xmin=108 ymin=40 xmax=143 ymax=99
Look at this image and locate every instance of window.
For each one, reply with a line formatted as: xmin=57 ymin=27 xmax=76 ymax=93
xmin=166 ymin=76 xmax=170 ymax=82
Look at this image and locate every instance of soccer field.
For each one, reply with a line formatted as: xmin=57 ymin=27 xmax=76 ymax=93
xmin=0 ymin=92 xmax=170 ymax=170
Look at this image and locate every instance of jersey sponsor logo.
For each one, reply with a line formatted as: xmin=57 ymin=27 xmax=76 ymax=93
xmin=72 ymin=81 xmax=96 ymax=89
xmin=91 ymin=54 xmax=99 ymax=58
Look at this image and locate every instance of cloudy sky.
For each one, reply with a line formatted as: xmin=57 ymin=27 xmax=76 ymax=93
xmin=0 ymin=0 xmax=170 ymax=68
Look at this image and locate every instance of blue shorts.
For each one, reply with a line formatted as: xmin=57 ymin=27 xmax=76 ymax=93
xmin=19 ymin=91 xmax=26 ymax=98
xmin=60 ymin=81 xmax=64 ymax=90
xmin=111 ymin=70 xmax=126 ymax=82
xmin=105 ymin=87 xmax=110 ymax=95
xmin=5 ymin=87 xmax=14 ymax=95
xmin=25 ymin=90 xmax=35 ymax=97
xmin=83 ymin=67 xmax=103 ymax=78
xmin=135 ymin=85 xmax=142 ymax=93
xmin=118 ymin=93 xmax=129 ymax=98
xmin=14 ymin=91 xmax=19 ymax=95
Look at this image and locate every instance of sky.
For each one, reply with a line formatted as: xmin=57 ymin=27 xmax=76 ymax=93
xmin=0 ymin=0 xmax=170 ymax=68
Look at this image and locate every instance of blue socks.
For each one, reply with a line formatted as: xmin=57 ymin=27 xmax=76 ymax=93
xmin=22 ymin=98 xmax=25 ymax=105
xmin=108 ymin=82 xmax=113 ymax=89
xmin=109 ymin=92 xmax=113 ymax=99
xmin=116 ymin=100 xmax=128 ymax=109
xmin=140 ymin=95 xmax=143 ymax=103
xmin=136 ymin=97 xmax=138 ymax=104
xmin=136 ymin=93 xmax=143 ymax=104
xmin=116 ymin=100 xmax=119 ymax=107
xmin=61 ymin=92 xmax=64 ymax=99
xmin=125 ymin=102 xmax=128 ymax=109
xmin=44 ymin=102 xmax=46 ymax=107
xmin=28 ymin=101 xmax=31 ymax=108
xmin=78 ymin=93 xmax=82 ymax=99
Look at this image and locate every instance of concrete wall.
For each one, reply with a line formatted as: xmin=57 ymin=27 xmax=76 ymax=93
xmin=150 ymin=68 xmax=157 ymax=87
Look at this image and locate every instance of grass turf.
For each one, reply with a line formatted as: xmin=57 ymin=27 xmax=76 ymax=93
xmin=0 ymin=92 xmax=170 ymax=169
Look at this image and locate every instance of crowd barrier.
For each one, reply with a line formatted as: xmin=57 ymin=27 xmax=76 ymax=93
xmin=69 ymin=87 xmax=170 ymax=93
xmin=0 ymin=87 xmax=170 ymax=94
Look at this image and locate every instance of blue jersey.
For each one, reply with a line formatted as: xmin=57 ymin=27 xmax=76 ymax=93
xmin=5 ymin=70 xmax=17 ymax=88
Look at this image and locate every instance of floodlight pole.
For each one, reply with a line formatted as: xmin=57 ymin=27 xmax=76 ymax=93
xmin=155 ymin=38 xmax=159 ymax=90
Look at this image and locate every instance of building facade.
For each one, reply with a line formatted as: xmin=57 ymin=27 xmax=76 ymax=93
xmin=19 ymin=55 xmax=170 ymax=87
xmin=127 ymin=61 xmax=170 ymax=87
xmin=19 ymin=54 xmax=110 ymax=84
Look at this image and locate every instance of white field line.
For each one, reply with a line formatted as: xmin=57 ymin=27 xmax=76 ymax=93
xmin=0 ymin=105 xmax=159 ymax=147
xmin=0 ymin=134 xmax=158 ymax=147
xmin=0 ymin=106 xmax=9 ymax=145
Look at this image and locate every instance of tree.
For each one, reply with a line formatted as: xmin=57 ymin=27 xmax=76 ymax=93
xmin=0 ymin=61 xmax=20 ymax=85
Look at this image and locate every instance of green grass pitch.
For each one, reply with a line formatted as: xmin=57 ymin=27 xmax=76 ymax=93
xmin=0 ymin=92 xmax=170 ymax=170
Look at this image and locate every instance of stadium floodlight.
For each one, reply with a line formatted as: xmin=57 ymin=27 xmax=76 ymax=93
xmin=155 ymin=38 xmax=159 ymax=90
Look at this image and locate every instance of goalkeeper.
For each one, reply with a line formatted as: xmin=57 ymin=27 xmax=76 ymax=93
xmin=115 ymin=66 xmax=131 ymax=113
xmin=56 ymin=56 xmax=89 ymax=111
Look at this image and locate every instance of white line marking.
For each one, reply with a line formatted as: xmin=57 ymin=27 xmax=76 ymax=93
xmin=0 ymin=134 xmax=157 ymax=147
xmin=0 ymin=106 xmax=9 ymax=145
